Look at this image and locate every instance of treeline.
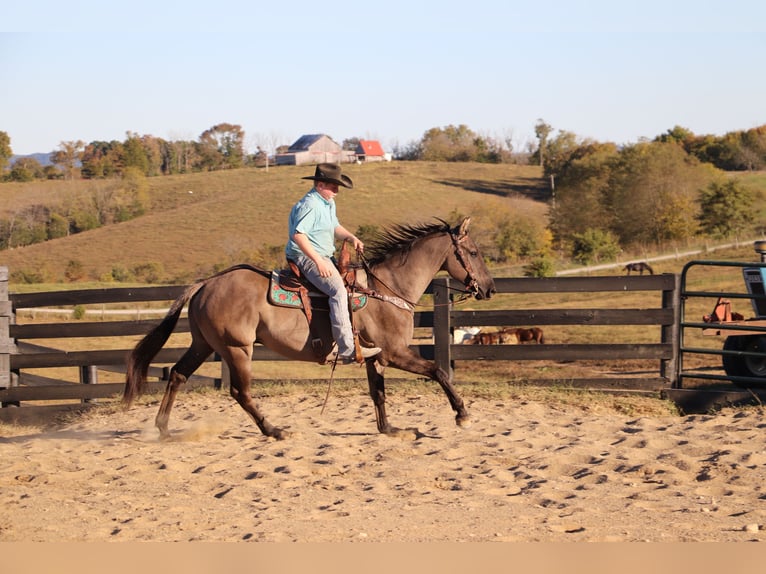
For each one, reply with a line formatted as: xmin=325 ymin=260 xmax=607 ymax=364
xmin=2 ymin=121 xmax=766 ymax=182
xmin=0 ymin=123 xmax=259 ymax=182
xmin=546 ymin=136 xmax=760 ymax=266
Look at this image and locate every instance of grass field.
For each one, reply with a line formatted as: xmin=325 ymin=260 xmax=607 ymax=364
xmin=0 ymin=162 xmax=548 ymax=283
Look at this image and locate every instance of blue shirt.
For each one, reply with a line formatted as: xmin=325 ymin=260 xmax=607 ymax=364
xmin=285 ymin=188 xmax=339 ymax=261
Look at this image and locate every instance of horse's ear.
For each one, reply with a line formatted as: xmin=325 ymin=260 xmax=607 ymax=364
xmin=458 ymin=217 xmax=471 ymax=237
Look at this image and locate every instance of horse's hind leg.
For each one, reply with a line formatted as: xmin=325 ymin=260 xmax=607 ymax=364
xmin=156 ymin=341 xmax=212 ymax=438
xmin=225 ymin=346 xmax=288 ymax=440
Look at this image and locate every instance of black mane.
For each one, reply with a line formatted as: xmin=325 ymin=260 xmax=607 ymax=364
xmin=363 ymin=219 xmax=452 ymax=266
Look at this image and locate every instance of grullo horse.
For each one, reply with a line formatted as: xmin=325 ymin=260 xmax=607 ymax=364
xmin=123 ymin=218 xmax=496 ymax=439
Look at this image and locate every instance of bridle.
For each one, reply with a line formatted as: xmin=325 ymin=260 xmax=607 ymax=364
xmin=449 ymin=230 xmax=481 ymax=297
xmin=358 ymin=228 xmax=481 ymax=309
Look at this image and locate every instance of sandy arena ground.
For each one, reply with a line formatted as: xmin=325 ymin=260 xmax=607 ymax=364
xmin=2 ymin=385 xmax=766 ymax=543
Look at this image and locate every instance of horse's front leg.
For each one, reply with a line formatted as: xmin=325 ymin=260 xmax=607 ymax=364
xmin=432 ymin=364 xmax=471 ymax=428
xmin=386 ymin=350 xmax=471 ymax=429
xmin=365 ymin=359 xmax=390 ymax=433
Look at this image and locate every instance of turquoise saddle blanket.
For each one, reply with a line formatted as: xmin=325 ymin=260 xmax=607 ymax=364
xmin=268 ymin=270 xmax=367 ymax=311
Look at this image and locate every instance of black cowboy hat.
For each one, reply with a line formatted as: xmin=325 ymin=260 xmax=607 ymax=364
xmin=302 ymin=163 xmax=354 ymax=189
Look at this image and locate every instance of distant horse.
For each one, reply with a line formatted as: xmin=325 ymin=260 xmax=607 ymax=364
xmin=507 ymin=327 xmax=545 ymax=344
xmin=468 ymin=331 xmax=502 ymax=345
xmin=123 ymin=218 xmax=496 ymax=439
xmin=467 ymin=327 xmax=544 ymax=345
xmin=624 ymin=262 xmax=654 ymax=275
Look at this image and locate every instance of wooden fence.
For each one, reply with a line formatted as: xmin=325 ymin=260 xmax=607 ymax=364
xmin=1 ymin=267 xmax=683 ymax=414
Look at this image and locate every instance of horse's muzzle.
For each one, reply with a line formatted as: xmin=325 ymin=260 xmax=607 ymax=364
xmin=473 ymin=283 xmax=496 ymax=300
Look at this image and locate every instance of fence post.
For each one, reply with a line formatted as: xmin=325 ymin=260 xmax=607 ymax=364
xmin=79 ymin=365 xmax=99 ymax=403
xmin=1 ymin=266 xmax=20 ymax=407
xmin=432 ymin=277 xmax=453 ymax=378
xmin=663 ymin=273 xmax=682 ymax=388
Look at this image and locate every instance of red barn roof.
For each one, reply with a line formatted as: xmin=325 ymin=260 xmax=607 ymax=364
xmin=357 ymin=140 xmax=385 ymax=156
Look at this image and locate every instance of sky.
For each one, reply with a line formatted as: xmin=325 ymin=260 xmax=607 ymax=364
xmin=1 ymin=0 xmax=765 ymax=156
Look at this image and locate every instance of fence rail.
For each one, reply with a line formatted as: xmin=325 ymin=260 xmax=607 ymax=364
xmin=0 ymin=267 xmax=683 ymax=410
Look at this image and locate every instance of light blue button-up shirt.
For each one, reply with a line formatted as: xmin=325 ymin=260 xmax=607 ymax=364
xmin=285 ymin=188 xmax=340 ymax=261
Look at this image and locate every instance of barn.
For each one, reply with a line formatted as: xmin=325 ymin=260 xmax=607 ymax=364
xmin=355 ymin=140 xmax=390 ymax=162
xmin=274 ymin=134 xmax=355 ymax=166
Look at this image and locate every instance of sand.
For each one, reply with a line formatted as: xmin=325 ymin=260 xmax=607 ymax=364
xmin=2 ymin=386 xmax=766 ymax=543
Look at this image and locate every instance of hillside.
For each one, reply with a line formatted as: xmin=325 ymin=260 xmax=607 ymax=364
xmin=0 ymin=162 xmax=548 ymax=284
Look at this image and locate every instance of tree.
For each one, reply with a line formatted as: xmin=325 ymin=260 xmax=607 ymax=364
xmin=342 ymin=137 xmax=360 ymax=151
xmin=123 ymin=132 xmax=150 ymax=175
xmin=605 ymin=142 xmax=711 ymax=245
xmin=418 ymin=124 xmax=499 ymax=162
xmin=548 ymin=142 xmax=619 ymax=249
xmin=0 ymin=131 xmax=11 ymax=174
xmin=198 ymin=123 xmax=245 ymax=170
xmin=534 ymin=119 xmax=553 ymax=168
xmin=8 ymin=157 xmax=43 ymax=181
xmin=698 ymin=179 xmax=755 ymax=238
xmin=80 ymin=140 xmax=124 ymax=178
xmin=51 ymin=140 xmax=85 ymax=179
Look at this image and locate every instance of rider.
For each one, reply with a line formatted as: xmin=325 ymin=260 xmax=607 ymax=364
xmin=285 ymin=163 xmax=381 ymax=364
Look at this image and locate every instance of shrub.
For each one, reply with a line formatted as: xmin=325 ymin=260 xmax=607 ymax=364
xmin=132 ymin=262 xmax=164 ymax=283
xmin=572 ymin=228 xmax=621 ymax=265
xmin=110 ymin=265 xmax=134 ymax=282
xmin=524 ymin=255 xmax=556 ymax=278
xmin=64 ymin=260 xmax=85 ymax=282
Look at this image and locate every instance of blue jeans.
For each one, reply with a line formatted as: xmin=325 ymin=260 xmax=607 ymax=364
xmin=292 ymin=254 xmax=355 ymax=356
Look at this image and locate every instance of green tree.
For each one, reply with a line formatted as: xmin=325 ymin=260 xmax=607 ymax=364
xmin=419 ymin=124 xmax=499 ymax=162
xmin=123 ymin=132 xmax=150 ymax=174
xmin=8 ymin=157 xmax=44 ymax=181
xmin=198 ymin=123 xmax=245 ymax=170
xmin=534 ymin=119 xmax=553 ymax=168
xmin=492 ymin=215 xmax=551 ymax=263
xmin=548 ymin=142 xmax=619 ymax=250
xmin=606 ymin=142 xmax=711 ymax=245
xmin=698 ymin=179 xmax=756 ymax=238
xmin=47 ymin=211 xmax=70 ymax=239
xmin=0 ymin=131 xmax=11 ymax=174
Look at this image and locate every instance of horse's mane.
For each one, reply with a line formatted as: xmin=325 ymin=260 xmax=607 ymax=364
xmin=364 ymin=219 xmax=452 ymax=266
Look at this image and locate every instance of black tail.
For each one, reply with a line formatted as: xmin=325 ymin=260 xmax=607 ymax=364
xmin=123 ymin=283 xmax=202 ymax=406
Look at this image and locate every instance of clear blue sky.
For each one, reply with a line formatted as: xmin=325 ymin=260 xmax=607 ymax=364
xmin=1 ymin=0 xmax=764 ymax=155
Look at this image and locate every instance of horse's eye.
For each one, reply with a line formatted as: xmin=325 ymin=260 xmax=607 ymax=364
xmin=469 ymin=250 xmax=478 ymax=257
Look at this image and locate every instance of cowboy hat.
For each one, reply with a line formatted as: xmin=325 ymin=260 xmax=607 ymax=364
xmin=302 ymin=163 xmax=354 ymax=189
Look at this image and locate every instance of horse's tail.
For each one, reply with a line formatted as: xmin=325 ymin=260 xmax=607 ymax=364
xmin=538 ymin=329 xmax=545 ymax=344
xmin=123 ymin=282 xmax=204 ymax=406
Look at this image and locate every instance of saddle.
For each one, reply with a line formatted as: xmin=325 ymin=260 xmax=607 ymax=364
xmin=268 ymin=241 xmax=367 ymax=359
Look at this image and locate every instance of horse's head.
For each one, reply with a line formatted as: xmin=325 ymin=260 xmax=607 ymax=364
xmin=443 ymin=217 xmax=496 ymax=300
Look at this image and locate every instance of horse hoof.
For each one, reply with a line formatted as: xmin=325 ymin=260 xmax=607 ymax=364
xmin=383 ymin=427 xmax=418 ymax=440
xmin=270 ymin=428 xmax=290 ymax=441
xmin=456 ymin=415 xmax=472 ymax=429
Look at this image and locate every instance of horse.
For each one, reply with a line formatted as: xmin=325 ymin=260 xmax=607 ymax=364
xmin=624 ymin=262 xmax=654 ymax=275
xmin=467 ymin=331 xmax=501 ymax=345
xmin=506 ymin=327 xmax=545 ymax=344
xmin=123 ymin=217 xmax=496 ymax=440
